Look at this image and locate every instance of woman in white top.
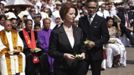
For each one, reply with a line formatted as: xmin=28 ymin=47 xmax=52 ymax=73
xmin=105 ymin=17 xmax=126 ymax=68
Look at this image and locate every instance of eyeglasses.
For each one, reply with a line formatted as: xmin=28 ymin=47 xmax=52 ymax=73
xmin=87 ymin=7 xmax=97 ymax=9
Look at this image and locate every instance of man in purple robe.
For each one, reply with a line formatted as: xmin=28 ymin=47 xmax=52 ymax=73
xmin=38 ymin=18 xmax=54 ymax=75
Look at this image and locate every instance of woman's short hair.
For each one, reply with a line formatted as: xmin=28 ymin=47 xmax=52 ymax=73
xmin=59 ymin=3 xmax=78 ymax=20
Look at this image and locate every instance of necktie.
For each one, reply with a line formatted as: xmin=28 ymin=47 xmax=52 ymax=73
xmin=109 ymin=11 xmax=111 ymax=17
xmin=125 ymin=14 xmax=130 ymax=27
xmin=103 ymin=12 xmax=104 ymax=18
xmin=88 ymin=15 xmax=92 ymax=24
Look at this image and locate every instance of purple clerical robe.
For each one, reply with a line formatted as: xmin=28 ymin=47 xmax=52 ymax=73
xmin=37 ymin=29 xmax=54 ymax=72
xmin=38 ymin=29 xmax=52 ymax=52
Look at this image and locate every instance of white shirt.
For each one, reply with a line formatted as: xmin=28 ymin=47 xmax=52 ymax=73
xmin=51 ymin=10 xmax=60 ymax=29
xmin=88 ymin=14 xmax=96 ymax=24
xmin=109 ymin=10 xmax=116 ymax=17
xmin=0 ymin=25 xmax=4 ymax=31
xmin=97 ymin=10 xmax=110 ymax=19
xmin=63 ymin=25 xmax=74 ymax=48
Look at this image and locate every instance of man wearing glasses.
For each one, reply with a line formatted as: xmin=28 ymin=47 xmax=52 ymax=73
xmin=78 ymin=0 xmax=109 ymax=75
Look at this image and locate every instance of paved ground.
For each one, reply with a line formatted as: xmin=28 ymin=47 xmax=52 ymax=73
xmin=87 ymin=47 xmax=134 ymax=75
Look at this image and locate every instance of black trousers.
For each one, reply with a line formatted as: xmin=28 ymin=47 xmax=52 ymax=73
xmin=121 ymin=25 xmax=134 ymax=45
xmin=54 ymin=61 xmax=87 ymax=75
xmin=85 ymin=59 xmax=102 ymax=75
xmin=25 ymin=52 xmax=50 ymax=75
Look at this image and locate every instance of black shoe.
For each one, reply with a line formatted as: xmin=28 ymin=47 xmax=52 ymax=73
xmin=130 ymin=41 xmax=134 ymax=46
xmin=15 ymin=73 xmax=20 ymax=75
xmin=101 ymin=68 xmax=105 ymax=71
xmin=113 ymin=63 xmax=120 ymax=68
xmin=50 ymin=72 xmax=54 ymax=75
xmin=131 ymin=45 xmax=134 ymax=47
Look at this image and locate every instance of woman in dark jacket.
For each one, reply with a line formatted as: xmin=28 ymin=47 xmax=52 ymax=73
xmin=48 ymin=3 xmax=87 ymax=75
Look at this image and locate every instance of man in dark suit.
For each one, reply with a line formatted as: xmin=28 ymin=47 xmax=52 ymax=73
xmin=78 ymin=1 xmax=109 ymax=75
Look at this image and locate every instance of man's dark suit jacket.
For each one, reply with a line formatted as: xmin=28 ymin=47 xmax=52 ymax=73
xmin=117 ymin=11 xmax=134 ymax=26
xmin=48 ymin=24 xmax=85 ymax=69
xmin=78 ymin=14 xmax=109 ymax=61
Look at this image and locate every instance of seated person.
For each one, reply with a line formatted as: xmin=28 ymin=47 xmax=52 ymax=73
xmin=38 ymin=18 xmax=54 ymax=74
xmin=0 ymin=20 xmax=25 ymax=75
xmin=19 ymin=19 xmax=49 ymax=75
xmin=105 ymin=17 xmax=126 ymax=68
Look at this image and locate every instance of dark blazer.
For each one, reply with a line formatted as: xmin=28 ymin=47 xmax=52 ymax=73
xmin=78 ymin=14 xmax=109 ymax=61
xmin=117 ymin=11 xmax=134 ymax=26
xmin=48 ymin=24 xmax=85 ymax=69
